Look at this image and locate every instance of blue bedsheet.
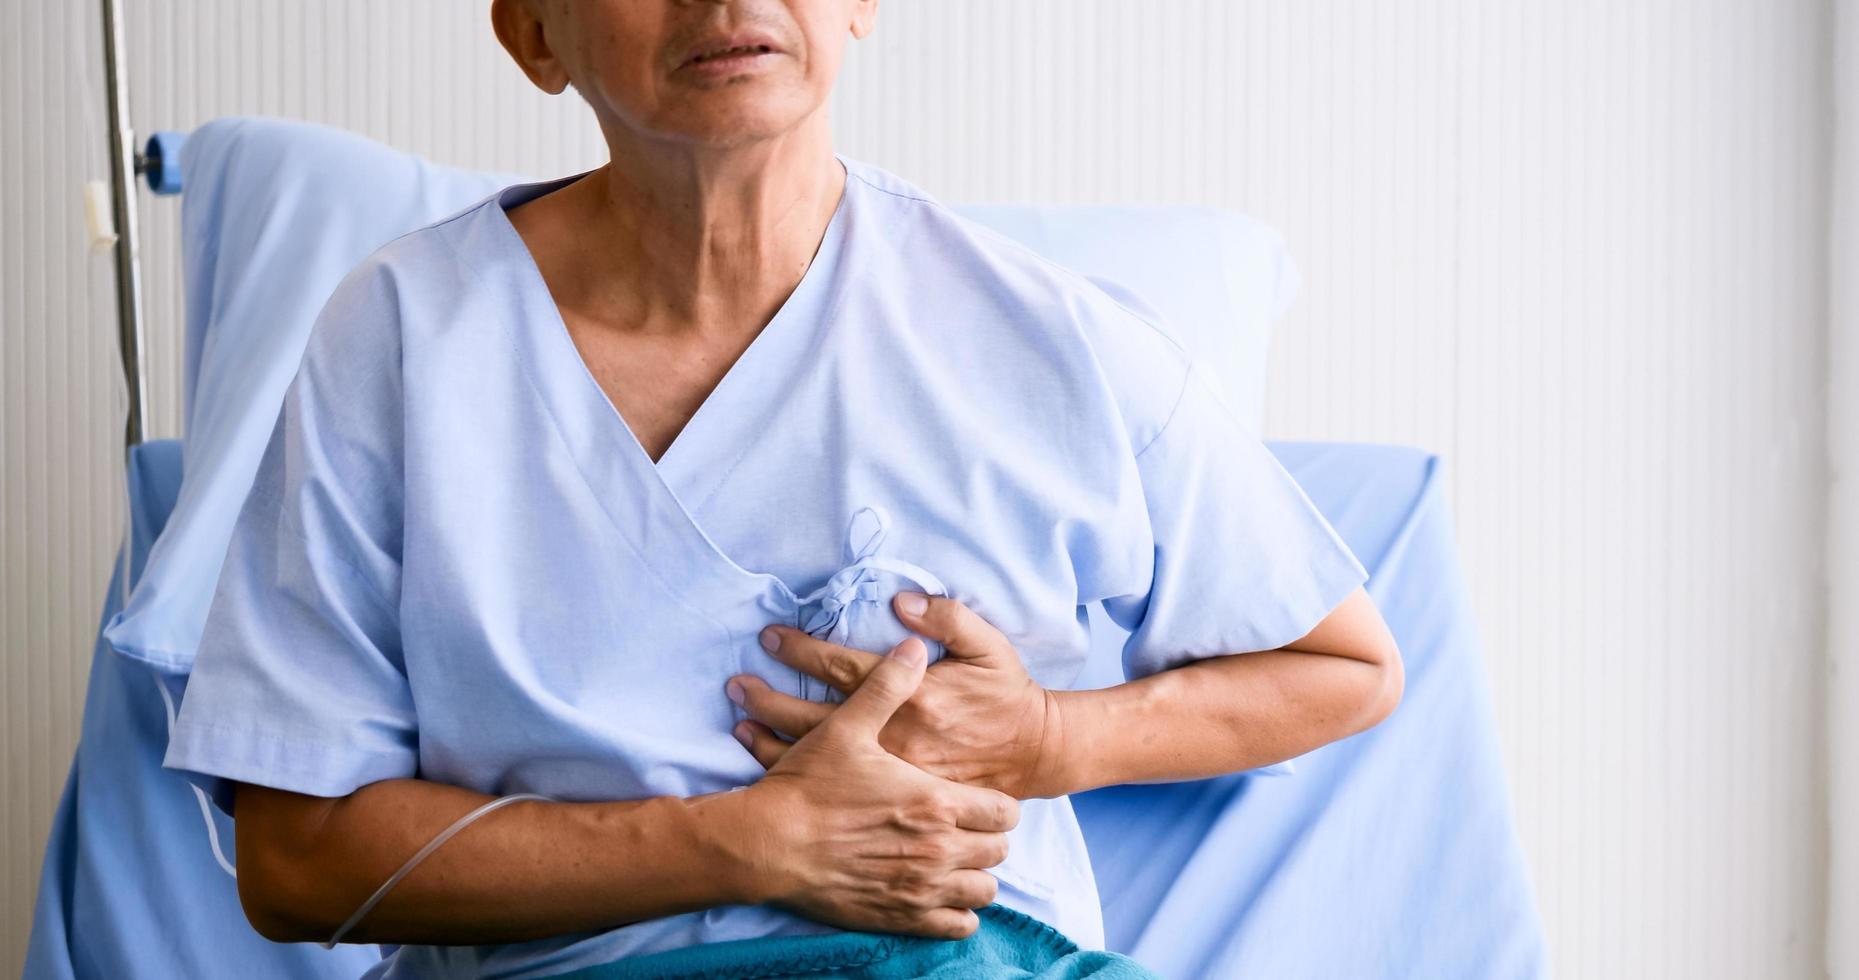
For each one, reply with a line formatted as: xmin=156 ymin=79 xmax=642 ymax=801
xmin=24 ymin=441 xmax=1544 ymax=979
xmin=1075 ymin=442 xmax=1547 ymax=978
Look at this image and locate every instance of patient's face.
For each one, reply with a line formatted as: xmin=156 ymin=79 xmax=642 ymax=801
xmin=499 ymin=0 xmax=876 ymax=149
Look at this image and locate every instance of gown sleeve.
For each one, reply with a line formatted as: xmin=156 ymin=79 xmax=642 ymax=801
xmin=1101 ymin=356 xmax=1370 ymax=680
xmin=163 ymin=259 xmax=416 ymax=813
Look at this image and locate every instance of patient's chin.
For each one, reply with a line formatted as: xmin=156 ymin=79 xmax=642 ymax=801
xmin=647 ymin=82 xmax=824 ymax=148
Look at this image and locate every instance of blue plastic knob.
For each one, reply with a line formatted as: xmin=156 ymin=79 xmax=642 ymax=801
xmin=143 ymin=131 xmax=187 ymax=195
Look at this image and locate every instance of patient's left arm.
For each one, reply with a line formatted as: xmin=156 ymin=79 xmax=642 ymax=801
xmin=1042 ymin=585 xmax=1403 ymax=794
xmin=732 ymin=586 xmax=1403 ymax=799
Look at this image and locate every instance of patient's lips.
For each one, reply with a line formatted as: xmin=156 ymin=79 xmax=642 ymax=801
xmin=676 ymin=31 xmax=783 ymax=79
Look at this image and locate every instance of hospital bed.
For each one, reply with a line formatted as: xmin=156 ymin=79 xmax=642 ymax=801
xmin=24 ymin=117 xmax=1547 ymax=979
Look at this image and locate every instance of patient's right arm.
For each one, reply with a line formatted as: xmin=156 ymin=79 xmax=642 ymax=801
xmin=233 ymin=643 xmax=1017 ymax=946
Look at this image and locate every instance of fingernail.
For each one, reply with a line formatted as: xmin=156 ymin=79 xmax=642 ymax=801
xmin=892 ymin=639 xmax=927 ymax=667
xmin=733 ymin=723 xmax=754 ymax=749
xmin=726 ymin=679 xmax=745 ymax=706
xmin=896 ymin=592 xmax=929 ymax=617
xmin=759 ymin=627 xmax=780 ymax=652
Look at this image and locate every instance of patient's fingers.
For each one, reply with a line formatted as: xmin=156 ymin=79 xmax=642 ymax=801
xmin=940 ymin=868 xmax=1001 ymax=909
xmin=891 ymin=593 xmax=1011 ymax=665
xmin=911 ymin=906 xmax=981 ymax=940
xmin=759 ymin=626 xmax=883 ymax=696
xmin=951 ymin=785 xmax=1021 ymax=833
xmin=732 ymin=720 xmax=788 ymax=769
xmin=828 ymin=640 xmax=926 ymax=740
xmin=730 ymin=675 xmax=832 ymax=738
xmin=950 ymin=831 xmax=1012 ymax=871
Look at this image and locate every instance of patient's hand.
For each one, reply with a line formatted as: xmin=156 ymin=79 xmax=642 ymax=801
xmin=742 ymin=639 xmax=1021 ymax=940
xmin=729 ymin=594 xmax=1070 ymax=800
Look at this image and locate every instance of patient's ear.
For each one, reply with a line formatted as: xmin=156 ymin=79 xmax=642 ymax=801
xmin=492 ymin=0 xmax=571 ymax=95
xmin=850 ymin=0 xmax=879 ymax=40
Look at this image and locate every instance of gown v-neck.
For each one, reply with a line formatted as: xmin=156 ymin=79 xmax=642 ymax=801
xmin=490 ymin=157 xmax=854 ymax=516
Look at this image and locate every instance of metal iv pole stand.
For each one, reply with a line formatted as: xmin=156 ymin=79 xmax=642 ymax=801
xmin=99 ymin=0 xmax=149 ymax=450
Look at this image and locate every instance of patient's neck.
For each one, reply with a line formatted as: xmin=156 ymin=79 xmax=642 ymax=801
xmin=527 ymin=110 xmax=845 ymax=338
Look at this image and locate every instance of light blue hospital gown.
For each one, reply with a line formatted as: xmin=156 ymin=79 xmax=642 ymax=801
xmin=165 ymin=156 xmax=1368 ymax=979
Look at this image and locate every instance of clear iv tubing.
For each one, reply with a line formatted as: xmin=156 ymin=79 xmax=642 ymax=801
xmin=322 ymin=792 xmax=556 ymax=948
xmin=152 ymin=659 xmax=551 ymax=941
xmin=151 ymin=675 xmax=239 ymax=877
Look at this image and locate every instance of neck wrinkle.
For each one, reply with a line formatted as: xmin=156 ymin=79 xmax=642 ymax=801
xmin=586 ymin=110 xmax=844 ymax=325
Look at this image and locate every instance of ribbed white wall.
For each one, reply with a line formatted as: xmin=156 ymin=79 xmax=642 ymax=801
xmin=1830 ymin=3 xmax=1857 ymax=976
xmin=3 ymin=1 xmax=122 ymax=973
xmin=0 ymin=2 xmax=1832 ymax=977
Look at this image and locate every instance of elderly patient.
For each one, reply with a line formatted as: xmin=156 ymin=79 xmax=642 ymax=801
xmin=165 ymin=1 xmax=1403 ymax=977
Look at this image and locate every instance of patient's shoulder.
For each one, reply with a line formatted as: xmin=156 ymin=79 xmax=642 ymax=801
xmin=365 ymin=191 xmax=506 ymax=282
xmin=318 ymin=190 xmax=528 ymax=337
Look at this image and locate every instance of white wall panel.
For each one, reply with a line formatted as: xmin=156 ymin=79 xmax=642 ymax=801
xmin=1829 ymin=2 xmax=1857 ymax=975
xmin=0 ymin=2 xmax=1832 ymax=976
xmin=3 ymin=0 xmax=121 ymax=970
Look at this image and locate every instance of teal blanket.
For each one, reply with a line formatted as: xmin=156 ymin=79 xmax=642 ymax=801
xmin=546 ymin=905 xmax=1158 ymax=980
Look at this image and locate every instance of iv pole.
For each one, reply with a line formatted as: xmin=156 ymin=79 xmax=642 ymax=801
xmin=99 ymin=0 xmax=148 ymax=449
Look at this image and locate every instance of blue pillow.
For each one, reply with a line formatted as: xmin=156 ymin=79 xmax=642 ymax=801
xmin=105 ymin=116 xmax=1301 ymax=677
xmin=956 ymin=204 xmax=1298 ymax=433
